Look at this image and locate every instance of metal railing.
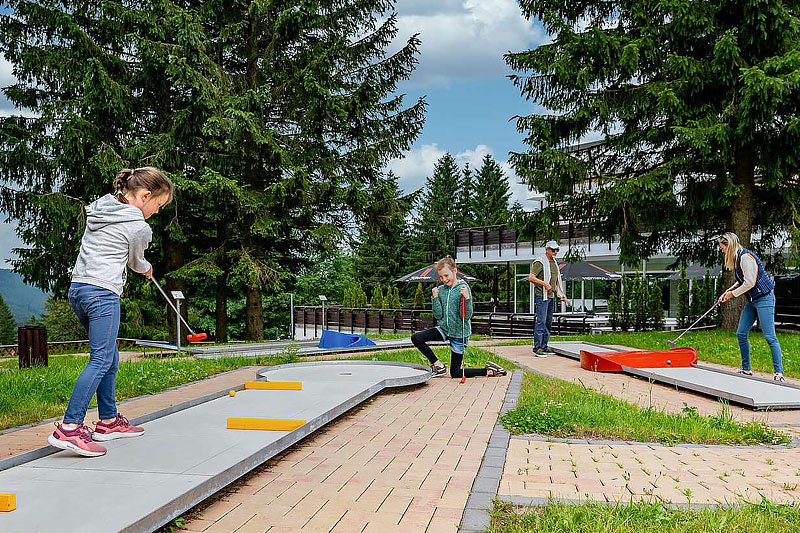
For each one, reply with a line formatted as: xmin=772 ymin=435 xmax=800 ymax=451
xmin=455 ymin=223 xmax=612 ymax=258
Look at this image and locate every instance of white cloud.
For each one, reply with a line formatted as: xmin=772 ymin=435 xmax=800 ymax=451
xmin=394 ymin=0 xmax=545 ymax=87
xmin=387 ymin=143 xmax=533 ymax=207
xmin=396 ymin=0 xmax=465 ymax=15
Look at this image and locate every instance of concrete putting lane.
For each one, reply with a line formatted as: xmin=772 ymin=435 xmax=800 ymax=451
xmin=0 ymin=361 xmax=430 ymax=533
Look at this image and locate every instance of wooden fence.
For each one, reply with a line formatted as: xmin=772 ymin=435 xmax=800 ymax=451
xmin=293 ymin=306 xmax=593 ymax=337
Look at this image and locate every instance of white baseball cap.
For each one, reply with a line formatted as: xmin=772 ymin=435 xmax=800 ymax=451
xmin=545 ymin=240 xmax=560 ymax=250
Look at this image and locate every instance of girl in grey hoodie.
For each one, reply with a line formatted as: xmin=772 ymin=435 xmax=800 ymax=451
xmin=48 ymin=167 xmax=173 ymax=457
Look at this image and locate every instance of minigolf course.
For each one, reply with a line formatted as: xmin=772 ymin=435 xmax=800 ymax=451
xmin=0 ymin=361 xmax=431 ymax=533
xmin=551 ymin=341 xmax=800 ymax=410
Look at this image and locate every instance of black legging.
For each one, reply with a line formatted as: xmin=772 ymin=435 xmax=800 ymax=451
xmin=411 ymin=327 xmax=487 ymax=378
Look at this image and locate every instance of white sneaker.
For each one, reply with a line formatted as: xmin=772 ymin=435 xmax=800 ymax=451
xmin=774 ymin=373 xmax=785 ymax=382
xmin=533 ymin=349 xmax=549 ymax=358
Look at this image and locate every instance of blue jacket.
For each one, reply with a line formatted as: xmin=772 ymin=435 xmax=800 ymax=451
xmin=735 ymin=248 xmax=775 ymax=301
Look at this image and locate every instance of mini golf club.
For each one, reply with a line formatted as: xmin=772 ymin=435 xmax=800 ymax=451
xmin=150 ymin=276 xmax=208 ymax=342
xmin=667 ymin=301 xmax=719 ymax=346
xmin=461 ymin=294 xmax=466 ymax=384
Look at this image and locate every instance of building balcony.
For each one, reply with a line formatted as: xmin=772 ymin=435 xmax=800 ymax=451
xmin=455 ymin=225 xmax=668 ymax=266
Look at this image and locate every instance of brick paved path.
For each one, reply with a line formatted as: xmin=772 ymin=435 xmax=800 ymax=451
xmin=489 ymin=345 xmax=800 ymax=507
xmin=501 ymin=438 xmax=800 ymax=505
xmin=181 ymin=375 xmax=510 ymax=533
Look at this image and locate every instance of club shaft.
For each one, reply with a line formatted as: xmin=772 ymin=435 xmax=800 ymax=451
xmin=672 ymin=303 xmax=717 ymax=343
xmin=150 ymin=277 xmax=196 ymax=335
xmin=462 ymin=295 xmax=466 ymax=379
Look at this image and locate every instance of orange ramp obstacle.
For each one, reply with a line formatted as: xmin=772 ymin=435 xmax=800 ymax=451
xmin=580 ymin=347 xmax=698 ymax=372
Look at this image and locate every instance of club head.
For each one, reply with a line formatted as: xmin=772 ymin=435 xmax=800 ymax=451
xmin=460 ymin=376 xmax=466 ymax=384
xmin=667 ymin=340 xmax=676 ymax=346
xmin=187 ymin=333 xmax=208 ymax=342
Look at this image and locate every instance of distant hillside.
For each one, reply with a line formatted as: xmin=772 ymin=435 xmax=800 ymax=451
xmin=0 ymin=269 xmax=49 ymax=325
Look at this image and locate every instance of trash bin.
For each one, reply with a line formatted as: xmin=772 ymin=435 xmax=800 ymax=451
xmin=18 ymin=325 xmax=48 ymax=369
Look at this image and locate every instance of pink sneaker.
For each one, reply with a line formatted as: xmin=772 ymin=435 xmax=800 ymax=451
xmin=92 ymin=414 xmax=144 ymax=441
xmin=48 ymin=423 xmax=107 ymax=457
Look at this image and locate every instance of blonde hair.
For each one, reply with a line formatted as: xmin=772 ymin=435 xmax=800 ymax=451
xmin=436 ymin=255 xmax=457 ymax=272
xmin=719 ymin=232 xmax=743 ymax=270
xmin=114 ymin=167 xmax=174 ymax=204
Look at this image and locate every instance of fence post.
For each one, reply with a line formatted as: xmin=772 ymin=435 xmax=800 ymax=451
xmin=18 ymin=325 xmax=48 ymax=369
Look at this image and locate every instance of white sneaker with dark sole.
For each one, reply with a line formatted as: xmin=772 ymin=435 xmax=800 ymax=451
xmin=486 ymin=361 xmax=507 ymax=377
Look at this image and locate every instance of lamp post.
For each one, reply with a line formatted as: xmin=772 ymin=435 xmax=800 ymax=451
xmin=171 ymin=290 xmax=185 ymax=354
xmin=318 ymin=295 xmax=328 ymax=331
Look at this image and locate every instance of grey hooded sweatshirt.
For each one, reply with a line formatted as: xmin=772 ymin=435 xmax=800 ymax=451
xmin=71 ymin=194 xmax=152 ymax=296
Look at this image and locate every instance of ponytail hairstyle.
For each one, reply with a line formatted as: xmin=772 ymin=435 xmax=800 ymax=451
xmin=719 ymin=232 xmax=743 ymax=271
xmin=436 ymin=255 xmax=457 ymax=273
xmin=113 ymin=167 xmax=174 ymax=205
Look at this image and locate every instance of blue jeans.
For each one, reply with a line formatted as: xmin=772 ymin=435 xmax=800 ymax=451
xmin=533 ymin=295 xmax=556 ymax=349
xmin=435 ymin=326 xmax=468 ymax=354
xmin=737 ymin=292 xmax=783 ymax=373
xmin=63 ymin=283 xmax=121 ymax=424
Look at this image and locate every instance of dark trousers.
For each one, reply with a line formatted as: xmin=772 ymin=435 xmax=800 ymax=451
xmin=411 ymin=327 xmax=487 ymax=378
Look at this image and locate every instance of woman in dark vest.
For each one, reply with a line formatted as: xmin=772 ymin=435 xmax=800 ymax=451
xmin=718 ymin=232 xmax=784 ymax=381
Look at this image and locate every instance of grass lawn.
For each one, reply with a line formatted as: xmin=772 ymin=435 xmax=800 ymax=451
xmin=0 ymin=345 xmax=512 ymax=432
xmin=500 ymin=371 xmax=789 ymax=445
xmin=489 ymin=500 xmax=800 ymax=533
xmin=494 ymin=329 xmax=800 ymax=378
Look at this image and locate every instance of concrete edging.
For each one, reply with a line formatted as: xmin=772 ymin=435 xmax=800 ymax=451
xmin=459 ymin=370 xmax=523 ymax=532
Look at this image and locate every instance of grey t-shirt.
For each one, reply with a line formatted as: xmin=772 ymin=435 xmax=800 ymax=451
xmin=531 ymin=258 xmax=559 ymax=298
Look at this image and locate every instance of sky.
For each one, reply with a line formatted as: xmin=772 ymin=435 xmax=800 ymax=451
xmin=0 ymin=0 xmax=548 ymax=265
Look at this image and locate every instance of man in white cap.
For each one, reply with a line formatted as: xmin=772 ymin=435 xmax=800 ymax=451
xmin=527 ymin=240 xmax=567 ymax=357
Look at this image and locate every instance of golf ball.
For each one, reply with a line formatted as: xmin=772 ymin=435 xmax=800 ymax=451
xmin=229 ymin=390 xmax=236 ymax=397
xmin=667 ymin=360 xmax=671 ymax=365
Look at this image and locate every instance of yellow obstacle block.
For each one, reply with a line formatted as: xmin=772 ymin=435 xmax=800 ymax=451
xmin=244 ymin=381 xmax=302 ymax=391
xmin=0 ymin=493 xmax=15 ymax=512
xmin=227 ymin=418 xmax=305 ymax=431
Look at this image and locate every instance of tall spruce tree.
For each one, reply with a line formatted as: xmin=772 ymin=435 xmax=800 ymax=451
xmin=457 ymin=163 xmax=475 ymax=229
xmin=508 ymin=0 xmax=800 ymax=329
xmin=472 ymin=154 xmax=511 ymax=227
xmin=355 ymin=172 xmax=415 ymax=292
xmin=199 ymin=0 xmax=426 ymax=339
xmin=414 ymin=153 xmax=460 ymax=264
